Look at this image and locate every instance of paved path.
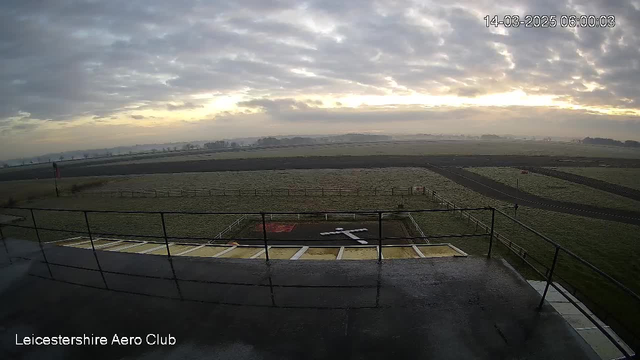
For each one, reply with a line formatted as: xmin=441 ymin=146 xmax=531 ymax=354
xmin=523 ymin=167 xmax=640 ymax=202
xmin=425 ymin=165 xmax=640 ymax=225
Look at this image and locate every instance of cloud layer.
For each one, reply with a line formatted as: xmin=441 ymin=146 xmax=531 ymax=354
xmin=1 ymin=0 xmax=640 ymax=158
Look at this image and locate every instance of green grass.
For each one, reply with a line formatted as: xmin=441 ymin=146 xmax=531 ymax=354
xmin=94 ymin=168 xmax=436 ymax=191
xmin=555 ymin=167 xmax=640 ymax=191
xmin=2 ymin=166 xmax=638 ymax=340
xmin=467 ymin=167 xmax=640 ymax=211
xmin=412 ymin=168 xmax=640 ymax=338
xmin=0 ymin=177 xmax=125 ymax=207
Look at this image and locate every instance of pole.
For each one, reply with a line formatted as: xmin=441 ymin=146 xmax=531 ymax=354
xmin=488 ymin=208 xmax=495 ymax=258
xmin=52 ymin=162 xmax=60 ymax=197
xmin=0 ymin=224 xmax=11 ymax=265
xmin=160 ymin=213 xmax=171 ymax=258
xmin=83 ymin=211 xmax=97 ymax=252
xmin=261 ymin=213 xmax=269 ymax=262
xmin=378 ymin=212 xmax=383 ymax=262
xmin=84 ymin=211 xmax=109 ymax=289
xmin=31 ymin=209 xmax=53 ymax=277
xmin=538 ymin=247 xmax=560 ymax=309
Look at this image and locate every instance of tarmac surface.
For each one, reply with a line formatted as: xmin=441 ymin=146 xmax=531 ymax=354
xmin=426 ymin=165 xmax=640 ymax=225
xmin=0 ymin=238 xmax=599 ymax=360
xmin=523 ymin=167 xmax=640 ymax=202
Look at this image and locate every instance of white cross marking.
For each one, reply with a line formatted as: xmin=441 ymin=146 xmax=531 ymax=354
xmin=320 ymin=227 xmax=369 ymax=244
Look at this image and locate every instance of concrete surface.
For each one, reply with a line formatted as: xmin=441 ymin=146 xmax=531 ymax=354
xmin=528 ymin=280 xmax=635 ymax=360
xmin=0 ymin=238 xmax=599 ymax=360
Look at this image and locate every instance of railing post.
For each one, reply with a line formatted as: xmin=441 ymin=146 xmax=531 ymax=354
xmin=160 ymin=212 xmax=171 ymax=258
xmin=538 ymin=247 xmax=560 ymax=309
xmin=31 ymin=209 xmax=53 ymax=277
xmin=488 ymin=208 xmax=495 ymax=258
xmin=261 ymin=213 xmax=269 ymax=262
xmin=378 ymin=212 xmax=383 ymax=262
xmin=83 ymin=211 xmax=97 ymax=252
xmin=84 ymin=210 xmax=109 ymax=289
xmin=0 ymin=224 xmax=11 ymax=265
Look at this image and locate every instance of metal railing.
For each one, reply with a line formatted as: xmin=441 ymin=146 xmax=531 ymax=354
xmin=0 ymin=204 xmax=637 ymax=358
xmin=61 ymin=186 xmax=429 ymax=198
xmin=424 ymin=189 xmax=638 ymax=358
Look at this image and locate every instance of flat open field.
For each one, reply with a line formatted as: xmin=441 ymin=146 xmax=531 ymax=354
xmin=85 ymin=140 xmax=640 ymax=166
xmin=93 ymin=168 xmax=433 ymax=191
xmin=557 ymin=167 xmax=640 ymax=191
xmin=1 ymin=163 xmax=638 ymax=343
xmin=3 ymin=139 xmax=640 ymax=182
xmin=467 ymin=167 xmax=640 ymax=212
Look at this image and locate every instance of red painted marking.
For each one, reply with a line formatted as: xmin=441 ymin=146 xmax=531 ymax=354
xmin=255 ymin=223 xmax=297 ymax=233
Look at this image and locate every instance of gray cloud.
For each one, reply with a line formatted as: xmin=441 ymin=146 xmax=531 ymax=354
xmin=1 ymin=0 xmax=640 ymax=153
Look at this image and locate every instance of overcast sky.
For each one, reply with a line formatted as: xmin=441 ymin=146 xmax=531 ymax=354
xmin=1 ymin=0 xmax=640 ymax=159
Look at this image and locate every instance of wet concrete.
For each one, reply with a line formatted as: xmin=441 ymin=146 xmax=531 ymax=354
xmin=0 ymin=238 xmax=598 ymax=359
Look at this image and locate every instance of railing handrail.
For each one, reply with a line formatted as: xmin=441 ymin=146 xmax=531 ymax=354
xmin=1 ymin=200 xmax=637 ymax=356
xmin=0 ymin=206 xmax=492 ymax=215
xmin=495 ymin=208 xmax=640 ymax=305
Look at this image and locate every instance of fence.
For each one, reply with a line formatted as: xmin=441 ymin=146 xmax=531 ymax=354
xmin=0 ymin=203 xmax=637 ymax=358
xmin=62 ymin=186 xmax=429 ymax=198
xmin=424 ymin=189 xmax=638 ymax=358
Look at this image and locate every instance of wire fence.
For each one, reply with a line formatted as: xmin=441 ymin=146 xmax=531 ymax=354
xmin=0 ymin=194 xmax=638 ymax=357
xmin=61 ymin=186 xmax=429 ymax=198
xmin=423 ymin=189 xmax=637 ymax=358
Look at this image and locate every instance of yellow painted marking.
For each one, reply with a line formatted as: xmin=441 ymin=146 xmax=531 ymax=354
xmin=299 ymin=247 xmax=340 ymax=260
xmin=148 ymin=244 xmax=194 ymax=255
xmin=382 ymin=246 xmax=420 ymax=259
xmin=55 ymin=238 xmax=89 ymax=246
xmin=99 ymin=241 xmax=133 ymax=250
xmin=119 ymin=243 xmax=163 ymax=253
xmin=220 ymin=247 xmax=264 ymax=259
xmin=184 ymin=246 xmax=229 ymax=257
xmin=73 ymin=239 xmax=113 ymax=249
xmin=256 ymin=247 xmax=300 ymax=260
xmin=416 ymin=245 xmax=462 ymax=258
xmin=341 ymin=247 xmax=378 ymax=260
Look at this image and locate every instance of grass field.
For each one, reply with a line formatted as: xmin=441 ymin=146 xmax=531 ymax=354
xmin=556 ymin=167 xmax=640 ymax=191
xmin=85 ymin=140 xmax=640 ymax=167
xmin=93 ymin=168 xmax=435 ymax=191
xmin=467 ymin=167 xmax=640 ymax=211
xmin=0 ymin=176 xmax=127 ymax=207
xmin=1 ymin=166 xmax=638 ymax=340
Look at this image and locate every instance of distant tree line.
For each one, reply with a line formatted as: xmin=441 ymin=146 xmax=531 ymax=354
xmin=480 ymin=134 xmax=503 ymax=140
xmin=254 ymin=134 xmax=392 ymax=147
xmin=582 ymin=137 xmax=640 ymax=148
xmin=255 ymin=137 xmax=316 ymax=147
xmin=204 ymin=141 xmax=239 ymax=149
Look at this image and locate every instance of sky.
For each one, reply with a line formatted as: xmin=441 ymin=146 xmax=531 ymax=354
xmin=1 ymin=0 xmax=640 ymax=160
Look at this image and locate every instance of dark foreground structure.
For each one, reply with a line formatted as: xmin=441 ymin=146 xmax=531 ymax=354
xmin=0 ymin=238 xmax=598 ymax=359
